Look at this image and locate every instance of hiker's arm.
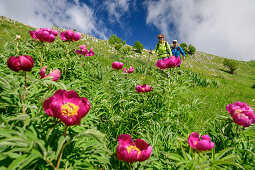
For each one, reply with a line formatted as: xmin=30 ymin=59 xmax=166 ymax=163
xmin=167 ymin=43 xmax=172 ymax=56
xmin=150 ymin=44 xmax=158 ymax=54
xmin=180 ymin=47 xmax=186 ymax=59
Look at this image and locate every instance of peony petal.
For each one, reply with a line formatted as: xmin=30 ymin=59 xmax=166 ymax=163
xmin=60 ymin=31 xmax=67 ymax=41
xmin=40 ymin=66 xmax=48 ymax=79
xmin=118 ymin=134 xmax=134 ymax=148
xmin=188 ymin=132 xmax=200 ymax=149
xmin=232 ymin=113 xmax=250 ymax=127
xmin=201 ymin=134 xmax=211 ymax=142
xmin=63 ymin=90 xmax=81 ymax=105
xmin=135 ymin=85 xmax=143 ymax=93
xmin=7 ymin=56 xmax=21 ymax=72
xmin=137 ymin=146 xmax=152 ymax=161
xmin=117 ymin=145 xmax=129 ymax=162
xmin=196 ymin=140 xmax=212 ymax=151
xmin=52 ymin=30 xmax=58 ymax=36
xmin=29 ymin=31 xmax=37 ymax=39
xmin=43 ymin=97 xmax=54 ymax=117
xmin=73 ymin=32 xmax=81 ymax=41
xmin=77 ymin=97 xmax=90 ymax=119
xmin=128 ymin=149 xmax=139 ymax=162
xmin=19 ymin=55 xmax=34 ymax=71
xmin=49 ymin=69 xmax=61 ymax=81
xmin=80 ymin=45 xmax=86 ymax=49
xmin=134 ymin=139 xmax=149 ymax=150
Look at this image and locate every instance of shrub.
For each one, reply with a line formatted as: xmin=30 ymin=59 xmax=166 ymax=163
xmin=120 ymin=46 xmax=131 ymax=54
xmin=114 ymin=43 xmax=122 ymax=51
xmin=133 ymin=40 xmax=144 ymax=53
xmin=122 ymin=40 xmax=126 ymax=45
xmin=188 ymin=44 xmax=196 ymax=55
xmin=109 ymin=35 xmax=122 ymax=45
xmin=180 ymin=43 xmax=188 ymax=54
xmin=223 ymin=58 xmax=239 ymax=74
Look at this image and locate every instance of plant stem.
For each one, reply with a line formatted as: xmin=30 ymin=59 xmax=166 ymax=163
xmin=55 ymin=126 xmax=68 ymax=170
xmin=129 ymin=162 xmax=134 ymax=170
xmin=41 ymin=43 xmax=44 ymax=67
xmin=46 ymin=158 xmax=55 ymax=169
xmin=64 ymin=42 xmax=71 ymax=79
xmin=22 ymin=72 xmax=27 ymax=115
xmin=16 ymin=41 xmax=19 ymax=55
xmin=236 ymin=124 xmax=239 ymax=136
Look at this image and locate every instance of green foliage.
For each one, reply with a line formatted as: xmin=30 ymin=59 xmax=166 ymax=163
xmin=133 ymin=40 xmax=144 ymax=53
xmin=122 ymin=40 xmax=126 ymax=45
xmin=120 ymin=45 xmax=131 ymax=54
xmin=108 ymin=35 xmax=122 ymax=45
xmin=0 ymin=17 xmax=255 ymax=169
xmin=223 ymin=58 xmax=239 ymax=74
xmin=179 ymin=43 xmax=188 ymax=54
xmin=114 ymin=43 xmax=122 ymax=51
xmin=188 ymin=44 xmax=196 ymax=55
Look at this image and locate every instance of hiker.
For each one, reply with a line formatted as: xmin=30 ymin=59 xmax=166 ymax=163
xmin=171 ymin=40 xmax=186 ymax=60
xmin=149 ymin=34 xmax=172 ymax=60
xmin=171 ymin=40 xmax=185 ymax=75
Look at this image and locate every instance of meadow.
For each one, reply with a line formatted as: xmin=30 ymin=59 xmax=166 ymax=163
xmin=0 ymin=17 xmax=255 ymax=169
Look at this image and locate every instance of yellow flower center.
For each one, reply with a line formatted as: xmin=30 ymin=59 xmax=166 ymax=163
xmin=233 ymin=109 xmax=243 ymax=116
xmin=61 ymin=103 xmax=79 ymax=117
xmin=127 ymin=145 xmax=141 ymax=156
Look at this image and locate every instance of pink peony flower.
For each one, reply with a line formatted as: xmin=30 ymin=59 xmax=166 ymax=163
xmin=188 ymin=132 xmax=214 ymax=151
xmin=40 ymin=66 xmax=61 ymax=82
xmin=76 ymin=46 xmax=94 ymax=58
xmin=226 ymin=101 xmax=255 ymax=127
xmin=29 ymin=28 xmax=58 ymax=43
xmin=60 ymin=30 xmax=81 ymax=42
xmin=7 ymin=55 xmax=34 ymax=72
xmin=116 ymin=134 xmax=152 ymax=163
xmin=123 ymin=67 xmax=134 ymax=73
xmin=156 ymin=56 xmax=182 ymax=69
xmin=43 ymin=89 xmax=91 ymax=126
xmin=112 ymin=62 xmax=123 ymax=69
xmin=86 ymin=48 xmax=94 ymax=57
xmin=135 ymin=84 xmax=152 ymax=93
xmin=76 ymin=45 xmax=88 ymax=55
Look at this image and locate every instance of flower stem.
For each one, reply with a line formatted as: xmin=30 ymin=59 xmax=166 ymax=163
xmin=22 ymin=72 xmax=27 ymax=115
xmin=235 ymin=124 xmax=239 ymax=136
xmin=41 ymin=43 xmax=44 ymax=67
xmin=55 ymin=126 xmax=68 ymax=170
xmin=16 ymin=41 xmax=19 ymax=55
xmin=129 ymin=162 xmax=134 ymax=170
xmin=64 ymin=42 xmax=71 ymax=79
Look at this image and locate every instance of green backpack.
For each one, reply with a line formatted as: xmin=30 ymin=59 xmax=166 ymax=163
xmin=155 ymin=42 xmax=170 ymax=55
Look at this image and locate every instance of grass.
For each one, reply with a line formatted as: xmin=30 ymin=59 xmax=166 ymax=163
xmin=0 ymin=16 xmax=254 ymax=169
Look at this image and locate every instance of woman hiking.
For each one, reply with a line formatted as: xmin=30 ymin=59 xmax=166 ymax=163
xmin=149 ymin=34 xmax=172 ymax=60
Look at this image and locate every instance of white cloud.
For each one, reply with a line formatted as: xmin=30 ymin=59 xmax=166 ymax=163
xmin=0 ymin=0 xmax=109 ymax=39
xmin=103 ymin=0 xmax=131 ymax=23
xmin=145 ymin=0 xmax=255 ymax=61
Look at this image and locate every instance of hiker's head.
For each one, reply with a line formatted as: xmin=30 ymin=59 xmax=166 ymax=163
xmin=157 ymin=34 xmax=164 ymax=43
xmin=173 ymin=40 xmax=178 ymax=47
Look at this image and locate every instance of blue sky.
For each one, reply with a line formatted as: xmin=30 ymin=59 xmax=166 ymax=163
xmin=1 ymin=0 xmax=255 ymax=61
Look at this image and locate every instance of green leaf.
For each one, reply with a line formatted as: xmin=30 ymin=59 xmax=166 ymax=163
xmin=165 ymin=153 xmax=184 ymax=162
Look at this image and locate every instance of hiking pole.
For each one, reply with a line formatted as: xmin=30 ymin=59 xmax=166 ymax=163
xmin=144 ymin=48 xmax=151 ymax=77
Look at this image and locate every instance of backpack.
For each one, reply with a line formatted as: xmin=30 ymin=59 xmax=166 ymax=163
xmin=171 ymin=45 xmax=181 ymax=52
xmin=155 ymin=42 xmax=170 ymax=55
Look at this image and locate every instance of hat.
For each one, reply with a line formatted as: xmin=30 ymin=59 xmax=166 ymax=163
xmin=173 ymin=40 xmax=178 ymax=42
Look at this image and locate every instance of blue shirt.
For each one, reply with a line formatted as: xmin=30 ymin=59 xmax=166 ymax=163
xmin=171 ymin=46 xmax=185 ymax=58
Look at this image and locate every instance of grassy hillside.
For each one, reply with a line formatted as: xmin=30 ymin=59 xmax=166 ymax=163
xmin=0 ymin=16 xmax=255 ymax=169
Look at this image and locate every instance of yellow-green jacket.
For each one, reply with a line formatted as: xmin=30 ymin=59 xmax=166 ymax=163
xmin=151 ymin=41 xmax=172 ymax=58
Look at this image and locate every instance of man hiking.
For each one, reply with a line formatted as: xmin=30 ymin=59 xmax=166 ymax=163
xmin=171 ymin=40 xmax=185 ymax=75
xmin=149 ymin=34 xmax=172 ymax=60
xmin=171 ymin=40 xmax=186 ymax=60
